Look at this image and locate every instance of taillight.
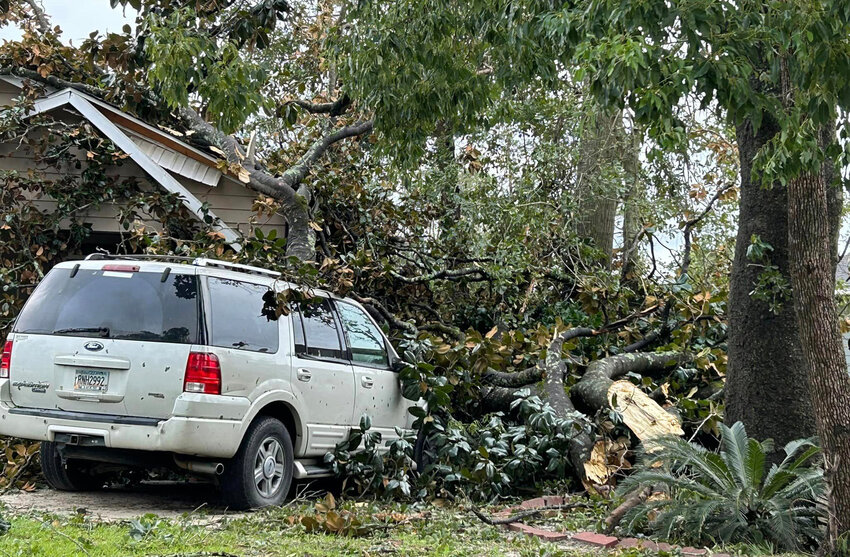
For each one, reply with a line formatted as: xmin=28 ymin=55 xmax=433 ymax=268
xmin=102 ymin=264 xmax=139 ymax=272
xmin=184 ymin=352 xmax=221 ymax=395
xmin=0 ymin=341 xmax=12 ymax=379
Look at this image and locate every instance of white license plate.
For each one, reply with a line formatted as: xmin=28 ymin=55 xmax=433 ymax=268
xmin=73 ymin=370 xmax=109 ymax=392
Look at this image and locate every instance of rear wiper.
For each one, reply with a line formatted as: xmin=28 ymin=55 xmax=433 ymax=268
xmin=52 ymin=327 xmax=110 ymax=337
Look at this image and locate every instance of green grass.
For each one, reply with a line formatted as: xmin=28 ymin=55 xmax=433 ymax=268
xmin=0 ymin=497 xmax=802 ymax=557
xmin=0 ymin=501 xmax=602 ymax=557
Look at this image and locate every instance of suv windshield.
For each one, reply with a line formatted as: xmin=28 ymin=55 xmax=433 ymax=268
xmin=13 ymin=267 xmax=201 ymax=344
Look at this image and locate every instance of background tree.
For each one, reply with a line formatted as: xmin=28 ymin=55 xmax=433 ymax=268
xmin=338 ymin=0 xmax=850 ymax=546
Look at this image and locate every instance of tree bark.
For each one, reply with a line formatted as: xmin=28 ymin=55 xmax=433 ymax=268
xmin=620 ymin=132 xmax=642 ymax=279
xmin=724 ymin=114 xmax=816 ymax=449
xmin=787 ymin=167 xmax=850 ymax=551
xmin=540 ymin=328 xmax=596 ymax=476
xmin=575 ymin=110 xmax=621 ymax=267
xmin=571 ymin=352 xmax=690 ymax=411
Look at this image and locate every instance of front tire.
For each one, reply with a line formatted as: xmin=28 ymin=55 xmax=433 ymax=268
xmin=413 ymin=428 xmax=434 ymax=473
xmin=40 ymin=442 xmax=103 ymax=491
xmin=221 ymin=416 xmax=294 ymax=510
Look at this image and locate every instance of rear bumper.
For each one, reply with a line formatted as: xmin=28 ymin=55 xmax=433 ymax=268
xmin=0 ymin=393 xmax=249 ymax=459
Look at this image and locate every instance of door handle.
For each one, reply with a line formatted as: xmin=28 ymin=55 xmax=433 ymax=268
xmin=361 ymin=376 xmax=374 ymax=388
xmin=297 ymin=368 xmax=312 ymax=382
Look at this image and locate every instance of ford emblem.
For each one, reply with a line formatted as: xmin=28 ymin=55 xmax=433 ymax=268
xmin=84 ymin=341 xmax=104 ymax=352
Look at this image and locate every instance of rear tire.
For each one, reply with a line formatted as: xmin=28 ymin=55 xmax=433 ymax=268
xmin=220 ymin=416 xmax=294 ymax=510
xmin=40 ymin=442 xmax=103 ymax=491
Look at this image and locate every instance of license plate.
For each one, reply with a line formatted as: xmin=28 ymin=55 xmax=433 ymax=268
xmin=73 ymin=370 xmax=109 ymax=392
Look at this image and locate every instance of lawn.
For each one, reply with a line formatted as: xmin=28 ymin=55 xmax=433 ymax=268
xmin=0 ymin=498 xmax=612 ymax=557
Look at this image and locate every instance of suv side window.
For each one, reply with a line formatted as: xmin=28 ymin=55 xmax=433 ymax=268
xmin=336 ymin=302 xmax=389 ymax=367
xmin=292 ymin=298 xmax=345 ymax=360
xmin=206 ymin=277 xmax=279 ymax=353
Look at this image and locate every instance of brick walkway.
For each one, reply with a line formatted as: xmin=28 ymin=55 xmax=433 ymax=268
xmin=497 ymin=497 xmax=731 ymax=557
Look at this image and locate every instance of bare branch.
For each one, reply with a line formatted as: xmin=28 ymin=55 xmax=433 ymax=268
xmin=350 ymin=294 xmax=418 ymax=336
xmin=471 ymin=502 xmax=592 ymax=526
xmin=278 ymin=119 xmax=373 ymax=190
xmin=603 ymin=486 xmax=652 ymax=533
xmin=23 ymin=0 xmax=51 ymax=35
xmin=420 ymin=322 xmax=465 ymax=342
xmin=681 ymin=183 xmax=734 ymax=277
xmin=481 ymin=306 xmax=660 ymax=388
xmin=290 ymin=96 xmax=351 ymax=116
xmin=390 ymin=267 xmax=490 ymax=284
xmin=572 ymin=352 xmax=692 ymax=410
xmin=3 ymin=66 xmax=106 ymax=99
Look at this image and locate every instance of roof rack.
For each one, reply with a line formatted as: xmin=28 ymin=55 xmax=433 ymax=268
xmin=191 ymin=258 xmax=281 ymax=278
xmin=83 ymin=252 xmax=281 ymax=278
xmin=84 ymin=253 xmax=196 ymax=263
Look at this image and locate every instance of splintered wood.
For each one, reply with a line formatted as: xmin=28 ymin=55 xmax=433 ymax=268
xmin=607 ymin=380 xmax=683 ymax=448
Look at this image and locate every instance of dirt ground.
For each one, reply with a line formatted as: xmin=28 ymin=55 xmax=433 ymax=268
xmin=0 ymin=480 xmax=248 ymax=521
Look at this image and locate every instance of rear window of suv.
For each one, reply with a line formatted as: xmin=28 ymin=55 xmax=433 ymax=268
xmin=13 ymin=267 xmax=201 ymax=344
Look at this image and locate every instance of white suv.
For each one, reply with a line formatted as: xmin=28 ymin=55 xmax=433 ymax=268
xmin=0 ymin=255 xmax=419 ymax=508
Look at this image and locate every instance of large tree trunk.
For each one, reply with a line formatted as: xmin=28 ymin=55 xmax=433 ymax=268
xmin=787 ymin=167 xmax=850 ymax=551
xmin=283 ymin=191 xmax=317 ymax=261
xmin=724 ymin=114 xmax=816 ymax=448
xmin=575 ymin=110 xmax=621 ymax=267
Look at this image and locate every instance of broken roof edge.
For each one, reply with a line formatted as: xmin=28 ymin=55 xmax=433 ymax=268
xmin=1 ymin=75 xmax=254 ymax=190
xmin=21 ymin=86 xmax=243 ymax=252
xmin=36 ymin=86 xmax=222 ymax=169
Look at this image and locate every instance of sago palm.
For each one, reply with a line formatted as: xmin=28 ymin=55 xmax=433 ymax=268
xmin=616 ymin=421 xmax=824 ymax=551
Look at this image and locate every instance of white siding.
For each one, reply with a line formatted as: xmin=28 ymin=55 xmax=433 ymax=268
xmin=0 ymin=137 xmax=286 ymax=237
xmin=125 ymin=131 xmax=222 ymax=186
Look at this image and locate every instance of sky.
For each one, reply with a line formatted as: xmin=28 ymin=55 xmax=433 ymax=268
xmin=0 ymin=0 xmax=134 ymax=44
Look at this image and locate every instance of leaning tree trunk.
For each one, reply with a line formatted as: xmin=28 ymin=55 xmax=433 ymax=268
xmin=724 ymin=113 xmax=816 ymax=449
xmin=787 ymin=167 xmax=850 ymax=551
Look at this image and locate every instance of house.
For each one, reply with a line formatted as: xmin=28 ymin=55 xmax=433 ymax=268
xmin=0 ymin=75 xmax=285 ymax=253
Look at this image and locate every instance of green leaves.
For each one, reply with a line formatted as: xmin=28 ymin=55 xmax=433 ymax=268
xmin=143 ymin=7 xmax=268 ymax=133
xmin=746 ymin=235 xmax=792 ymax=314
xmin=616 ymin=422 xmax=824 ymax=550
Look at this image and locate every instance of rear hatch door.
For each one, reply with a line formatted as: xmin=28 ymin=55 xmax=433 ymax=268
xmin=10 ymin=263 xmax=202 ymax=419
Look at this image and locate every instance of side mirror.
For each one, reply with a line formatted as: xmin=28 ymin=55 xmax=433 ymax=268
xmin=391 ymin=360 xmax=408 ymax=373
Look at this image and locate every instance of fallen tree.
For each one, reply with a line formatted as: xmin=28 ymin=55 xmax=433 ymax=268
xmin=359 ymin=297 xmax=693 ymax=488
xmin=480 ymin=330 xmax=690 ymax=484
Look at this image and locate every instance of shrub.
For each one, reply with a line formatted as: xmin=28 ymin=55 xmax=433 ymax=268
xmin=616 ymin=421 xmax=824 ymax=551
